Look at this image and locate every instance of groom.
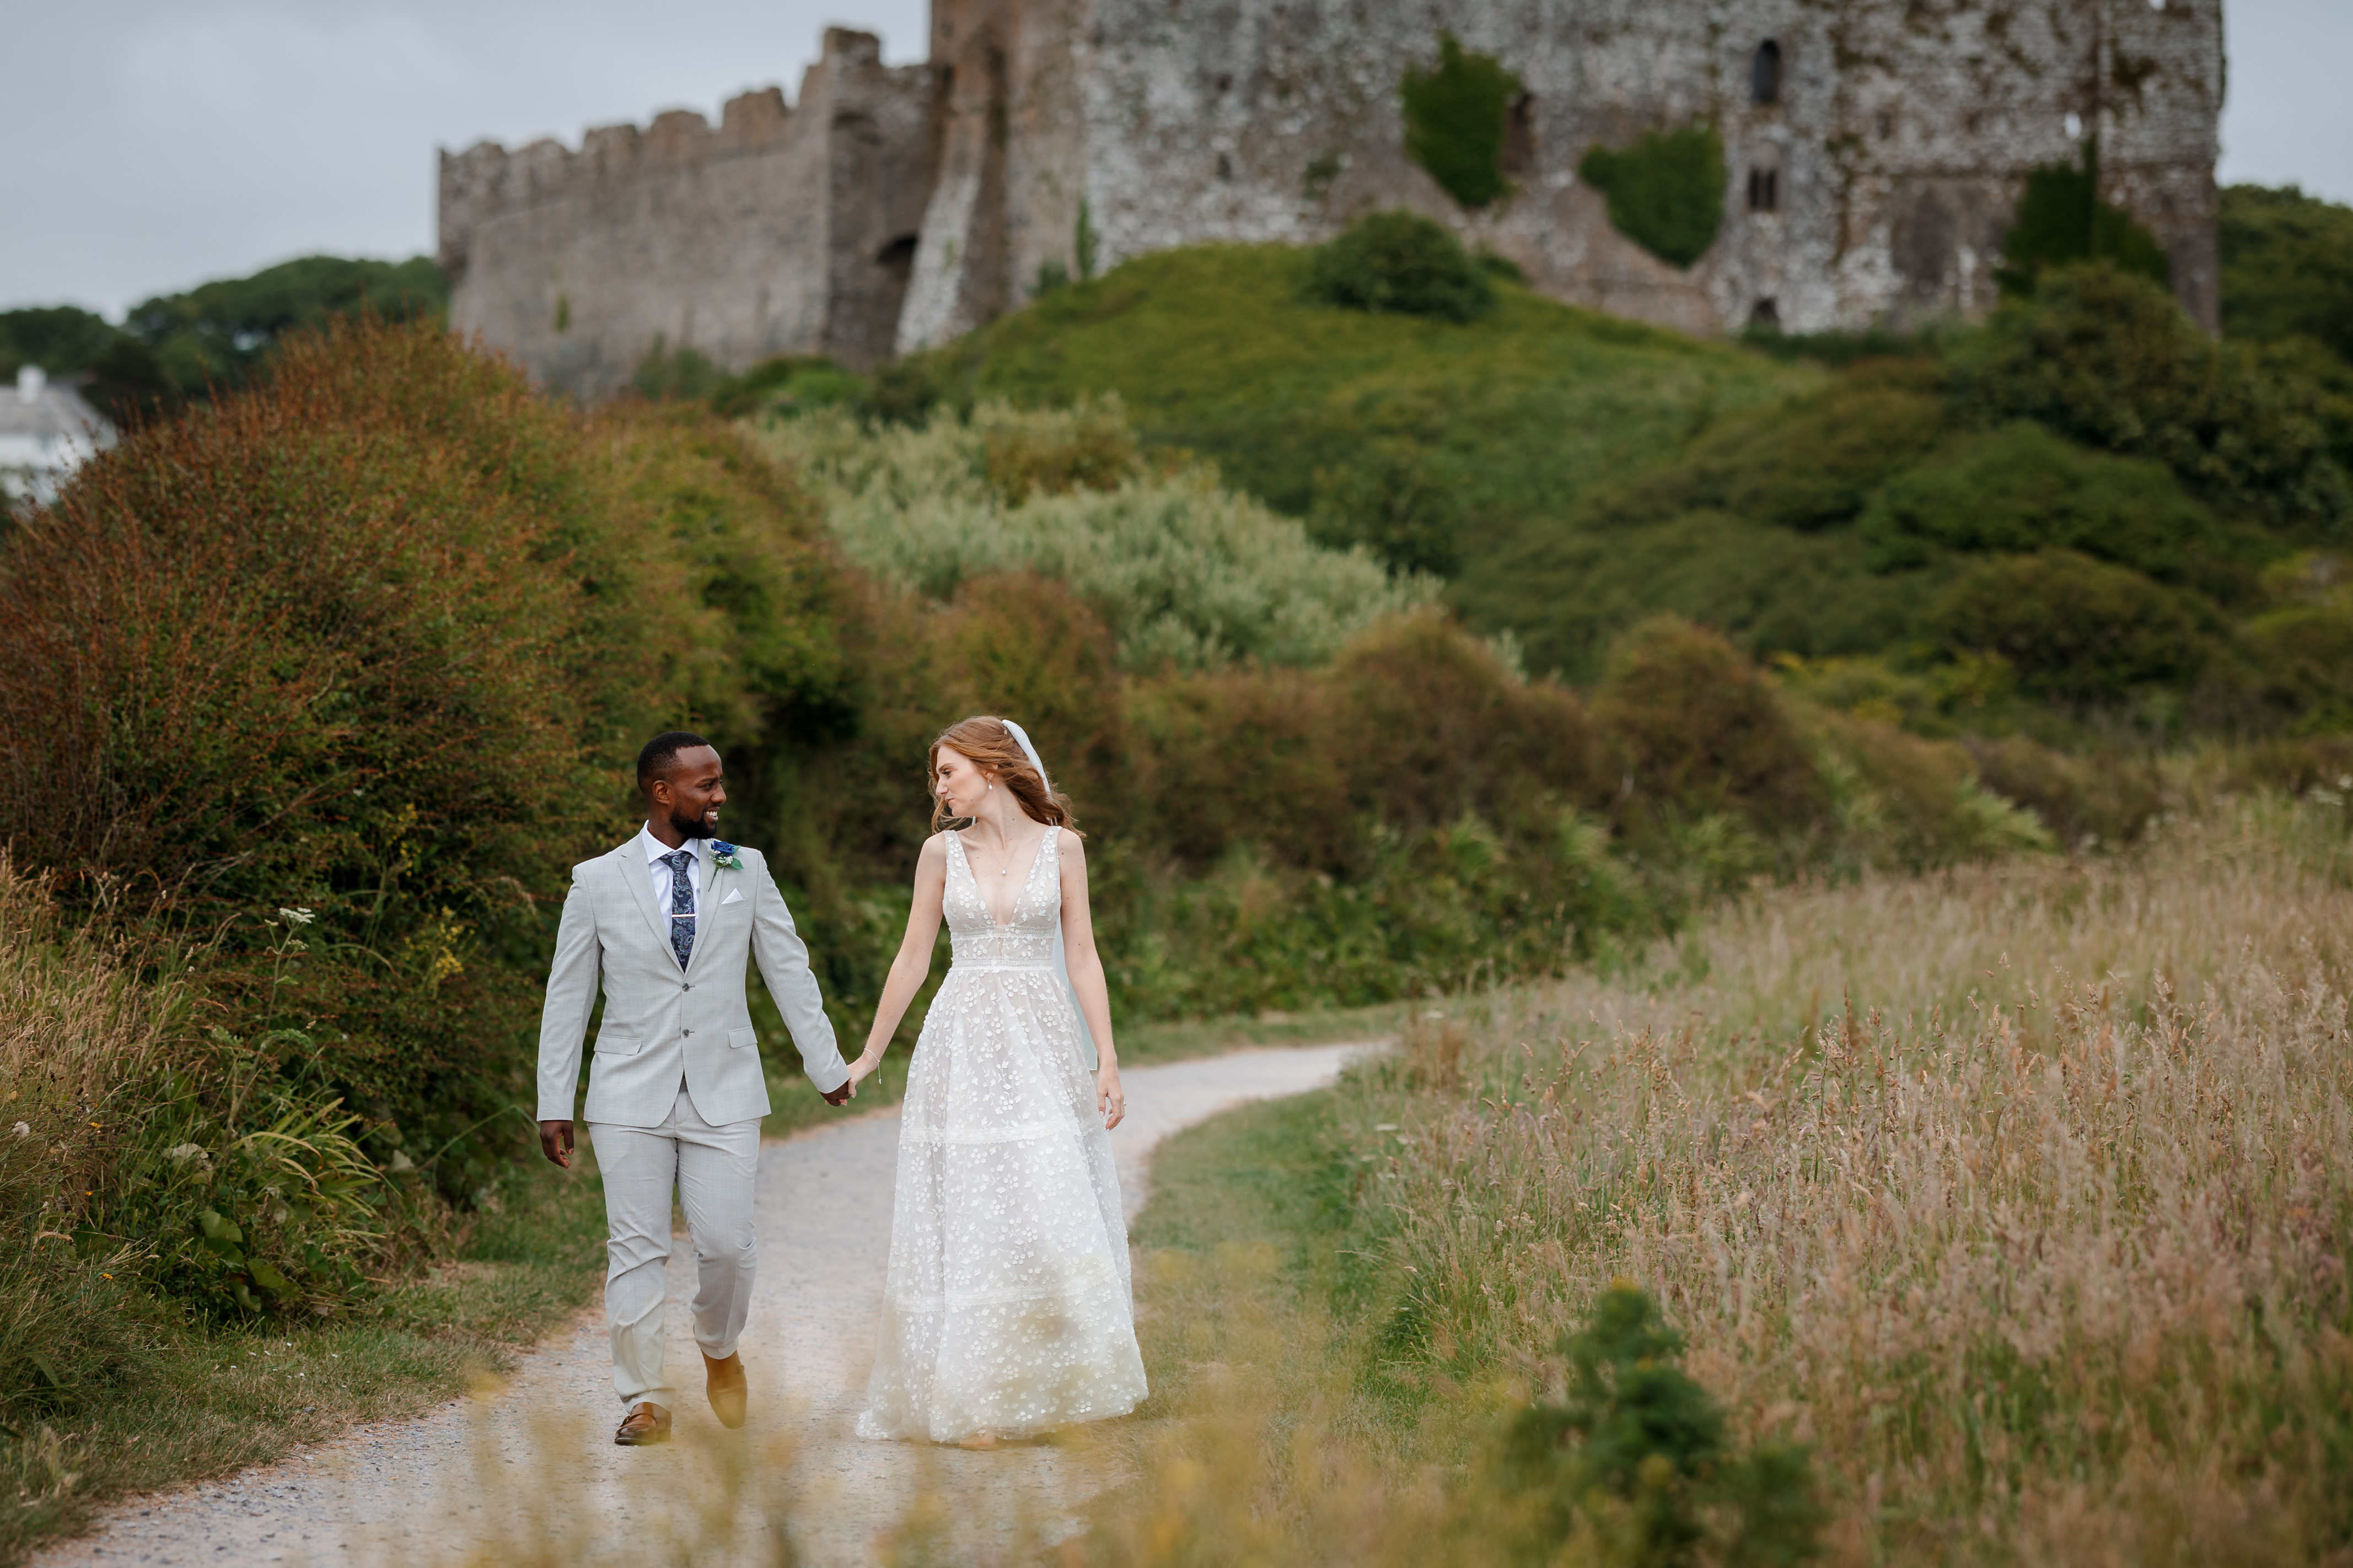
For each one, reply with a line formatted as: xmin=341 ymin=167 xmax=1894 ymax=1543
xmin=536 ymin=730 xmax=855 ymax=1447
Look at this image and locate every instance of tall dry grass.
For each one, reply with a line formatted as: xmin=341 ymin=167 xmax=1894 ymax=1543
xmin=1072 ymin=800 xmax=2353 ymax=1566
xmin=1351 ymin=800 xmax=2353 ymax=1563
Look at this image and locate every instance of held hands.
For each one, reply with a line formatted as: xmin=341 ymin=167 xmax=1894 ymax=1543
xmin=1097 ymin=1064 xmax=1126 ymax=1130
xmin=827 ymin=1046 xmax=884 ymax=1107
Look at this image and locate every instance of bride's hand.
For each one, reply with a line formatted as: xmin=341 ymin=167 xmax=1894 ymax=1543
xmin=1096 ymin=1065 xmax=1125 ymax=1130
xmin=847 ymin=1048 xmax=882 ymax=1089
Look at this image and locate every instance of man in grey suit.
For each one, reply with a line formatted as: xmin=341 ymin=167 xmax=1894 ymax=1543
xmin=537 ymin=731 xmax=856 ymax=1446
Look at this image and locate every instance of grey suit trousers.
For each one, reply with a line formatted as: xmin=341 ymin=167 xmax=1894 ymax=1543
xmin=589 ymin=1084 xmax=761 ymax=1413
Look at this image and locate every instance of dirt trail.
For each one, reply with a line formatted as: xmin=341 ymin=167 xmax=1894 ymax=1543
xmin=37 ymin=1043 xmax=1369 ymax=1567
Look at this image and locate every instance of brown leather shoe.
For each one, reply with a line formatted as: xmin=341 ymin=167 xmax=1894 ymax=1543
xmin=614 ymin=1401 xmax=671 ymax=1446
xmin=704 ymin=1350 xmax=748 ymax=1430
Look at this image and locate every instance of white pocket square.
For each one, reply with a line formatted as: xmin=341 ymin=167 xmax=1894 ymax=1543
xmin=719 ymin=888 xmax=744 ymax=906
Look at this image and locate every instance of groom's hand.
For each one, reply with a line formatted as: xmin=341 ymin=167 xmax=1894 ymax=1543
xmin=820 ymin=1079 xmax=855 ymax=1107
xmin=539 ymin=1119 xmax=575 ymax=1168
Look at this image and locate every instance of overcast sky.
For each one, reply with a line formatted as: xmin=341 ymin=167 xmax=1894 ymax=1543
xmin=6 ymin=0 xmax=2345 ymax=318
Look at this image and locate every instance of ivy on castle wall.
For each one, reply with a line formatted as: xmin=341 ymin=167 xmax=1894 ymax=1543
xmin=1578 ymin=122 xmax=1728 ymax=270
xmin=1401 ymin=32 xmax=1521 ymax=210
xmin=1997 ymin=140 xmax=2170 ymax=297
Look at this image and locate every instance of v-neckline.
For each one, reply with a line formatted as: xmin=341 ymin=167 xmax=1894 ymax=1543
xmin=957 ymin=827 xmax=1051 ymax=930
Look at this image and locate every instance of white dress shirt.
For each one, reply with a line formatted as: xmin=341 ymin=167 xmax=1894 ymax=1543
xmin=636 ymin=823 xmax=702 ymax=928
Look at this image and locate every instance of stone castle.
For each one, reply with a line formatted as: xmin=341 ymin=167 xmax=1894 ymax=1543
xmin=437 ymin=0 xmax=2223 ymax=397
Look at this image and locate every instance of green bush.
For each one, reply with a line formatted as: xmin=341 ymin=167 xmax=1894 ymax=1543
xmin=1498 ymin=1285 xmax=1825 ymax=1567
xmin=1591 ymin=616 xmax=1826 ymax=837
xmin=1949 ymin=262 xmax=2351 ymax=533
xmin=1931 ymin=549 xmax=2214 ymax=702
xmin=1857 ymin=421 xmax=2226 ymax=583
xmin=1996 ymin=142 xmax=2171 ymax=297
xmin=1578 ymin=122 xmax=1727 ymax=270
xmin=1303 ymin=211 xmax=1495 ymax=322
xmin=1400 ymin=32 xmax=1522 ymax=210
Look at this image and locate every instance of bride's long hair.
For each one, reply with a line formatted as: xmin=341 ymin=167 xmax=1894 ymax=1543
xmin=928 ymin=716 xmax=1081 ymax=834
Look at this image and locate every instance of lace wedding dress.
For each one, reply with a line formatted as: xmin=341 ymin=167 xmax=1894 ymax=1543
xmin=856 ymin=828 xmax=1148 ymax=1442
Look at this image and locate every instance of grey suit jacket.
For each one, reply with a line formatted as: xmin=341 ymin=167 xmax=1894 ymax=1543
xmin=535 ymin=837 xmax=848 ymax=1128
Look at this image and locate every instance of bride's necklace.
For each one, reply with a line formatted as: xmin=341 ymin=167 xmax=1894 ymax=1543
xmin=968 ymin=827 xmax=1033 ymax=878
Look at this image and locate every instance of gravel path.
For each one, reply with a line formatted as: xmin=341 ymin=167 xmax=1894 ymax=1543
xmin=38 ymin=1043 xmax=1371 ymax=1567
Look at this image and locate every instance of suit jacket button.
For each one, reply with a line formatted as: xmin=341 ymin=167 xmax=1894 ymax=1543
xmin=683 ymin=1028 xmax=694 ymax=1037
xmin=683 ymin=982 xmax=693 ymax=990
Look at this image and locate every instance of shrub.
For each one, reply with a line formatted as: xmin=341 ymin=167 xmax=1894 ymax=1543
xmin=1498 ymin=1284 xmax=1825 ymax=1567
xmin=1959 ymin=734 xmax=2164 ymax=848
xmin=1857 ymin=421 xmax=2225 ymax=583
xmin=1327 ymin=609 xmax=1602 ymax=838
xmin=1995 ymin=142 xmax=2171 ymax=297
xmin=1591 ymin=616 xmax=1826 ymax=836
xmin=1303 ymin=211 xmax=1494 ymax=322
xmin=1400 ymin=32 xmax=1522 ymax=210
xmin=759 ymin=402 xmax=1436 ymax=670
xmin=1931 ymin=549 xmax=2214 ymax=702
xmin=1949 ymin=262 xmax=2351 ymax=532
xmin=1578 ymin=122 xmax=1727 ymax=270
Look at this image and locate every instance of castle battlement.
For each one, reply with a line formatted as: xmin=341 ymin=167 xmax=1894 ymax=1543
xmin=442 ymin=1 xmax=2222 ymax=396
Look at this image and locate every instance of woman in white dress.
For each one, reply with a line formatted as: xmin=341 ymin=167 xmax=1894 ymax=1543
xmin=844 ymin=715 xmax=1147 ymax=1444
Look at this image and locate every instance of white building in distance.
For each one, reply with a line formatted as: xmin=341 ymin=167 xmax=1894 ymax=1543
xmin=0 ymin=365 xmax=115 ymax=506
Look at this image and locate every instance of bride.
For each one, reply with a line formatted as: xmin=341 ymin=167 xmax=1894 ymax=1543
xmin=845 ymin=715 xmax=1147 ymax=1443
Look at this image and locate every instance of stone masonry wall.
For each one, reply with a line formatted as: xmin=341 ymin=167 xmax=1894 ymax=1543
xmin=1039 ymin=0 xmax=2223 ymax=341
xmin=440 ymin=29 xmax=936 ymax=394
xmin=444 ymin=0 xmax=2223 ymax=387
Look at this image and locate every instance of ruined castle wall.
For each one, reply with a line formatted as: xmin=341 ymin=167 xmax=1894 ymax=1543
xmin=440 ymin=30 xmax=937 ymax=394
xmin=1051 ymin=0 xmax=2221 ymax=336
xmin=446 ymin=0 xmax=2223 ymax=383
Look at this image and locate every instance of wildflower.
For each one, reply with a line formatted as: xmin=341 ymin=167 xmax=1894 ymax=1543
xmin=277 ymin=907 xmax=317 ymax=925
xmin=165 ymin=1143 xmax=208 ymax=1162
xmin=8 ymin=1122 xmax=26 ymax=1140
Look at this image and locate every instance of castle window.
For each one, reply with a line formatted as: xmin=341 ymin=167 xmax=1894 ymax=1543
xmin=1749 ymin=298 xmax=1782 ymax=330
xmin=1747 ymin=166 xmax=1780 ymax=212
xmin=1752 ymin=40 xmax=1782 ymax=105
xmin=1216 ymin=152 xmax=1233 ymax=181
xmin=1501 ymin=93 xmax=1536 ymax=177
xmin=877 ymin=235 xmax=918 ymax=279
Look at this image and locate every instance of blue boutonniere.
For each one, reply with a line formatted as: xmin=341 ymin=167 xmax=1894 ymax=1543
xmin=711 ymin=840 xmax=744 ymax=871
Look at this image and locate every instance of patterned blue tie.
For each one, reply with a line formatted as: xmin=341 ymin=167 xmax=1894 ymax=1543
xmin=662 ymin=848 xmax=696 ymax=970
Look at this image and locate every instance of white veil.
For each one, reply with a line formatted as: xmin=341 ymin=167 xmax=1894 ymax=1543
xmin=1000 ymin=720 xmax=1100 ymax=1071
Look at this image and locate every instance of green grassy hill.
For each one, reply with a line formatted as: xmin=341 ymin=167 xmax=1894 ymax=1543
xmin=899 ymin=205 xmax=2353 ymax=737
xmin=926 ymin=244 xmax=1818 ymax=578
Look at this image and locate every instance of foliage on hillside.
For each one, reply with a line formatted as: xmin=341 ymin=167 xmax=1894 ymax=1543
xmin=2220 ymin=182 xmax=2353 ymax=365
xmin=1468 ymin=264 xmax=2353 ymax=735
xmin=918 ymin=241 xmax=1814 ymax=578
xmin=759 ymin=398 xmax=1435 ymax=671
